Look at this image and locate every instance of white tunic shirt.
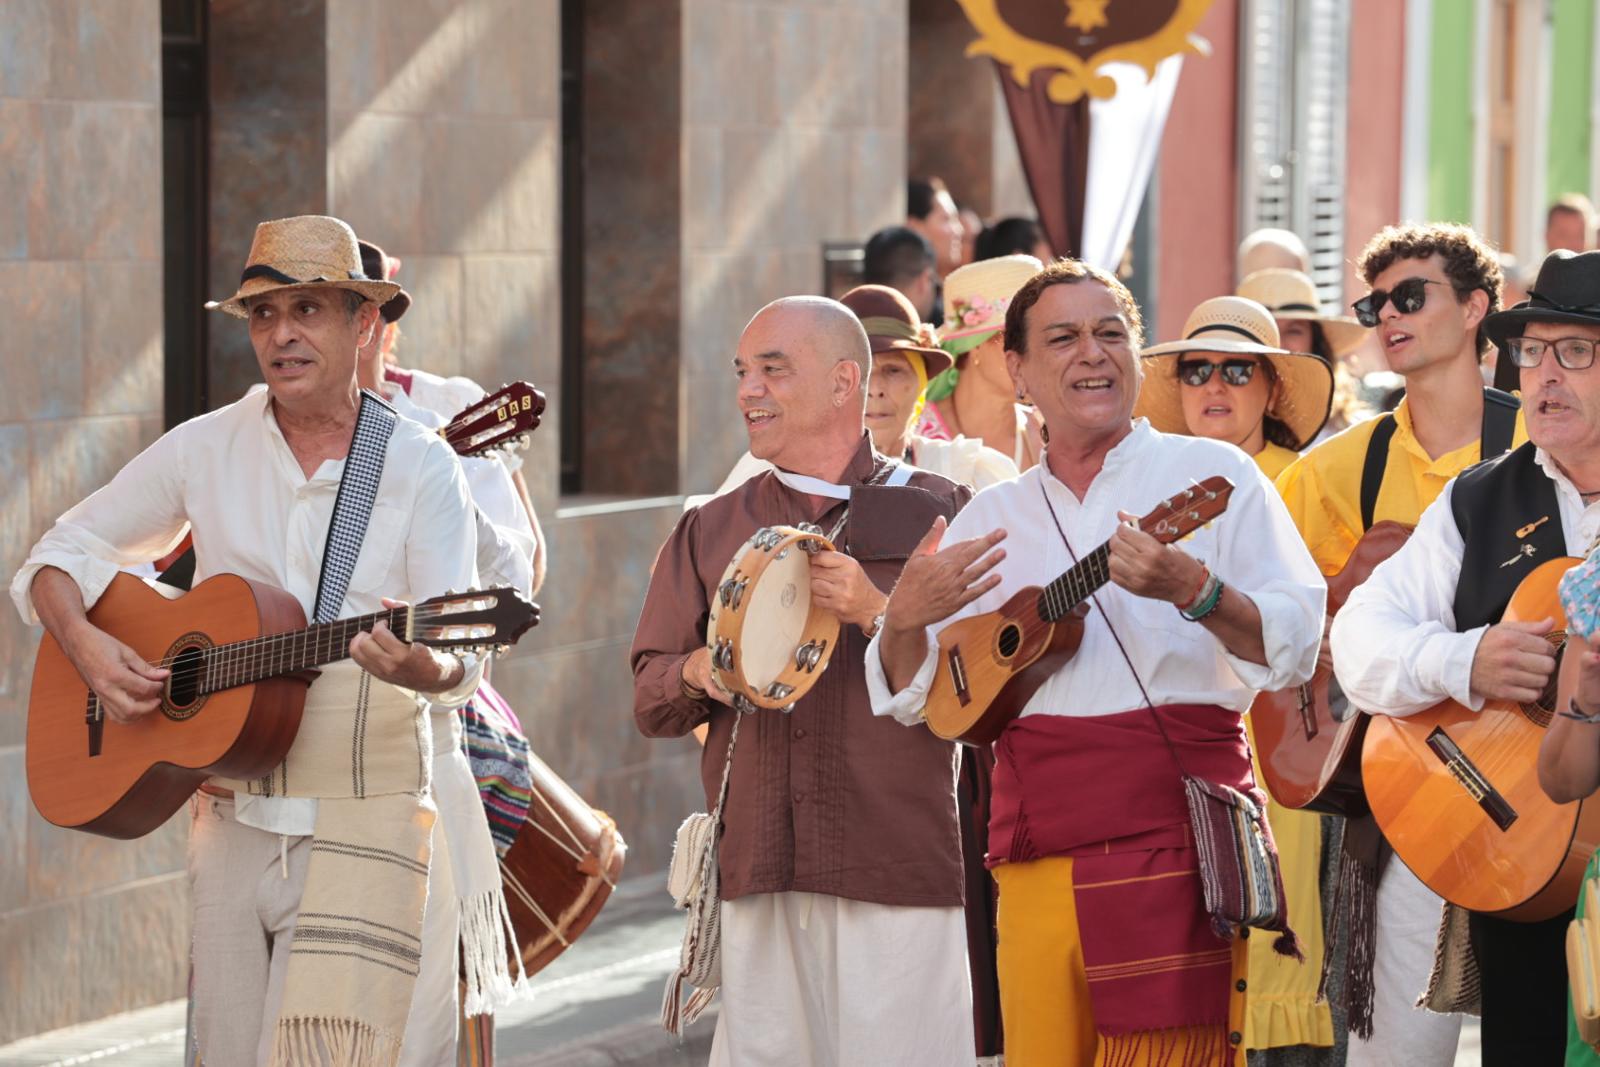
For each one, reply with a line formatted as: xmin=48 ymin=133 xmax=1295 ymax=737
xmin=1331 ymin=448 xmax=1600 ymax=717
xmin=866 ymin=420 xmax=1325 ymax=726
xmin=11 ymin=387 xmax=484 ymax=831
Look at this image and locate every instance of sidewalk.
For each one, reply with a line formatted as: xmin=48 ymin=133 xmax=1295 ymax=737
xmin=0 ymin=874 xmax=1483 ymax=1065
xmin=0 ymin=877 xmax=713 ymax=1066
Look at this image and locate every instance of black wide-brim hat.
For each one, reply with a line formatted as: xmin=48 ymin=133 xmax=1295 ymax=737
xmin=1484 ymin=249 xmax=1600 ymax=347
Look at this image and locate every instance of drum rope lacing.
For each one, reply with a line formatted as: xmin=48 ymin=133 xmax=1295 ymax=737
xmin=498 ymin=784 xmax=620 ymax=944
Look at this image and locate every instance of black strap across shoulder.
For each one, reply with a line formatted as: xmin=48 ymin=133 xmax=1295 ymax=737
xmin=1358 ymin=388 xmax=1520 ymax=531
xmin=311 ymin=390 xmax=398 ymax=622
xmin=1358 ymin=415 xmax=1397 ymax=532
xmin=1480 ymin=387 xmax=1519 ymax=460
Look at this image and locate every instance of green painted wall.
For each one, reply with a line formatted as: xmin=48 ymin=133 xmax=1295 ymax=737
xmin=1548 ymin=0 xmax=1594 ymax=204
xmin=1429 ymin=0 xmax=1477 ymax=223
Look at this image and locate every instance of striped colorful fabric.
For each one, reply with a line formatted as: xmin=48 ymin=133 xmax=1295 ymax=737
xmin=461 ymin=681 xmax=534 ymax=857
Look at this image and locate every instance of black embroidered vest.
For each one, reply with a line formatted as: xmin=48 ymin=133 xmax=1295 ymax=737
xmin=1448 ymin=443 xmax=1566 ymax=632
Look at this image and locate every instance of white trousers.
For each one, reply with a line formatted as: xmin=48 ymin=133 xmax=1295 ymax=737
xmin=709 ymin=891 xmax=973 ymax=1067
xmin=187 ymin=794 xmax=459 ymax=1066
xmin=1345 ymin=860 xmax=1462 ymax=1067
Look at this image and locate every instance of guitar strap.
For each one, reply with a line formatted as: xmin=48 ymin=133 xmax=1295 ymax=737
xmin=311 ymin=389 xmax=399 ymax=623
xmin=1358 ymin=388 xmax=1519 ymax=531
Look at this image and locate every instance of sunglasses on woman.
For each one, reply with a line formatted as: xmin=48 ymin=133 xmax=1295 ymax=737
xmin=1351 ymin=277 xmax=1449 ymax=327
xmin=1176 ymin=358 xmax=1260 ymax=387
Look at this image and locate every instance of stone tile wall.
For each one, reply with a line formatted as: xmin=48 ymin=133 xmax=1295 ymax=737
xmin=0 ymin=0 xmax=175 ymax=1045
xmin=680 ymin=0 xmax=910 ymax=495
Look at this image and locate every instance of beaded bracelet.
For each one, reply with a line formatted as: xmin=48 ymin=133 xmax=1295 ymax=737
xmin=1179 ymin=573 xmax=1225 ymax=622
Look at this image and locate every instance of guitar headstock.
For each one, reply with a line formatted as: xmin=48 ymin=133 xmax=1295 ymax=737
xmin=440 ymin=381 xmax=546 ymax=459
xmin=410 ymin=588 xmax=540 ymax=652
xmin=1137 ymin=476 xmax=1235 ymax=544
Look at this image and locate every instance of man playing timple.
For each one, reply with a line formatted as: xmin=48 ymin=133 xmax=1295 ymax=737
xmin=1334 ymin=250 xmax=1600 ymax=1064
xmin=631 ymin=297 xmax=974 ymax=1064
xmin=870 ymin=260 xmax=1324 ymax=1066
xmin=1274 ymin=223 xmax=1524 ymax=1066
xmin=12 ymin=215 xmax=482 ymax=1065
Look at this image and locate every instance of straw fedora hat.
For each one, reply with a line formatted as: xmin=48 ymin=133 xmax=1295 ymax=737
xmin=1237 ymin=269 xmax=1367 ymax=357
xmin=207 ymin=215 xmax=401 ymax=318
xmin=840 ymin=284 xmax=953 ymax=377
xmin=357 ymin=239 xmax=412 ymax=323
xmin=940 ymin=254 xmax=1044 ymax=354
xmin=1137 ymin=295 xmax=1334 ymax=450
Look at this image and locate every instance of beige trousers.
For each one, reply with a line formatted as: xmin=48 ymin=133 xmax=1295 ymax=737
xmin=186 ymin=794 xmax=459 ymax=1066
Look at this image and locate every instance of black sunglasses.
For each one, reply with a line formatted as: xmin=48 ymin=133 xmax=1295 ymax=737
xmin=1176 ymin=358 xmax=1259 ymax=388
xmin=1351 ymin=277 xmax=1449 ymax=327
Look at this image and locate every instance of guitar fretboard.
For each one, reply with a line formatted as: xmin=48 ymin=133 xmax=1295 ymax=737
xmin=195 ymin=606 xmax=411 ymax=694
xmin=1037 ymin=543 xmax=1111 ymax=622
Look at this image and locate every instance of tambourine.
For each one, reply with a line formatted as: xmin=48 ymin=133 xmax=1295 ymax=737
xmin=705 ymin=524 xmax=840 ymax=712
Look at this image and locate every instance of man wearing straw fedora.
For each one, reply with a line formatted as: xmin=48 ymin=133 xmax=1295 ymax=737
xmin=871 ymin=259 xmax=1324 ymax=1066
xmin=1275 ymin=222 xmax=1524 ymax=1066
xmin=1334 ymin=248 xmax=1600 ymax=1064
xmin=12 ymin=214 xmax=485 ymax=1066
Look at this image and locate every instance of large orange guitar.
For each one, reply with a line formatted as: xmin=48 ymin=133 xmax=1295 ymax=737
xmin=26 ymin=574 xmax=538 ymax=840
xmin=923 ymin=477 xmax=1235 ymax=745
xmin=1251 ymin=521 xmax=1412 ymax=816
xmin=1362 ymin=556 xmax=1600 ymax=920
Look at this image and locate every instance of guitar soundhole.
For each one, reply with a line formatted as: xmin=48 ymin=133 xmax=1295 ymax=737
xmin=997 ymin=624 xmax=1022 ymax=659
xmin=163 ymin=642 xmax=209 ymax=721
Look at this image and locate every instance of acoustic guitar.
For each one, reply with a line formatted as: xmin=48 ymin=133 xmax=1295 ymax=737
xmin=922 ymin=476 xmax=1235 ymax=745
xmin=1250 ymin=521 xmax=1412 ymax=815
xmin=439 ymin=380 xmax=545 ymax=457
xmin=1362 ymin=556 xmax=1600 ymax=920
xmin=26 ymin=574 xmax=538 ymax=840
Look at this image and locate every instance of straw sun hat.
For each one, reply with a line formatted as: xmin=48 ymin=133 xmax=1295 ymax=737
xmin=1237 ymin=268 xmax=1368 ymax=357
xmin=206 ymin=215 xmax=402 ymax=318
xmin=940 ymin=254 xmax=1044 ymax=355
xmin=1137 ymin=295 xmax=1334 ymax=450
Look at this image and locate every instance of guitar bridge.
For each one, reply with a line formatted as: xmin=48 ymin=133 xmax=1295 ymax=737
xmin=947 ymin=648 xmax=971 ymax=707
xmin=85 ymin=694 xmax=103 ymax=758
xmin=1425 ymin=727 xmax=1516 ymax=831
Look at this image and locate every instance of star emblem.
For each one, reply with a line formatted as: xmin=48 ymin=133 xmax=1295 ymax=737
xmin=1065 ymin=0 xmax=1111 ymax=34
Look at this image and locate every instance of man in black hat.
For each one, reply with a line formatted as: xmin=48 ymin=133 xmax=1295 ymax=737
xmin=1332 ymin=249 xmax=1600 ymax=1064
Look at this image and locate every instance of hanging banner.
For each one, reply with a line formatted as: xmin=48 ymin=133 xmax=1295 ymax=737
xmin=958 ymin=0 xmax=1213 ymax=103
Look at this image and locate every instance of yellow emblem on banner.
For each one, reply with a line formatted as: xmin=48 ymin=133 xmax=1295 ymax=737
xmin=958 ymin=0 xmax=1214 ymax=103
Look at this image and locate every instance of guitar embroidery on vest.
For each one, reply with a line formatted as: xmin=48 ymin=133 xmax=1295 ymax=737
xmin=1500 ymin=516 xmax=1552 ymax=568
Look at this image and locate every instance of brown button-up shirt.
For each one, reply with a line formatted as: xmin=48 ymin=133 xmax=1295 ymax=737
xmin=632 ymin=435 xmax=971 ymax=907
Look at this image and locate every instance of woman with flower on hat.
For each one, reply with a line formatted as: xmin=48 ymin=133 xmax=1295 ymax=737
xmin=1137 ymin=296 xmax=1337 ymax=1067
xmin=1239 ymin=268 xmax=1373 ymax=438
xmin=919 ymin=254 xmax=1046 ymax=471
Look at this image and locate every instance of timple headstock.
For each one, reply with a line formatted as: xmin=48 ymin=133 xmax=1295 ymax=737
xmin=1137 ymin=476 xmax=1235 ymax=544
xmin=440 ymin=381 xmax=546 ymax=459
xmin=411 ymin=587 xmax=540 ymax=652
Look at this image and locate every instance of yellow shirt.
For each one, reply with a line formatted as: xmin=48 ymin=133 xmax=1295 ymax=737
xmin=1253 ymin=442 xmax=1299 ymax=482
xmin=1274 ymin=398 xmax=1530 ymax=574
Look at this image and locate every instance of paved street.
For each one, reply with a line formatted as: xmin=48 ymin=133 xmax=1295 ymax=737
xmin=0 ymin=878 xmax=714 ymax=1066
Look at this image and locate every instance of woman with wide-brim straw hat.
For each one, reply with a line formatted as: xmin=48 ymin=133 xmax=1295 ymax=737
xmin=1239 ymin=268 xmax=1372 ymax=437
xmin=1136 ymin=295 xmax=1335 ymax=480
xmin=918 ymin=253 xmax=1045 ymax=471
xmin=1141 ymin=295 xmax=1339 ymax=1065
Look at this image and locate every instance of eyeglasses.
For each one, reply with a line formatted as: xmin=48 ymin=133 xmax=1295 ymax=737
xmin=1351 ymin=278 xmax=1450 ymax=327
xmin=1176 ymin=358 xmax=1260 ymax=388
xmin=1504 ymin=336 xmax=1599 ymax=371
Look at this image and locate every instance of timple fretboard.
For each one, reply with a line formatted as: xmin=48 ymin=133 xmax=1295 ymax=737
xmin=1037 ymin=543 xmax=1111 ymax=622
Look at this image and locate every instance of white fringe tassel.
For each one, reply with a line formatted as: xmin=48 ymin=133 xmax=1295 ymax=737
xmin=270 ymin=1017 xmax=403 ymax=1067
xmin=460 ymin=885 xmax=530 ymax=1016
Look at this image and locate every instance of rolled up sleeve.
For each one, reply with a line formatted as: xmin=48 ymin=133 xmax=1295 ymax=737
xmin=864 ymin=626 xmax=940 ymax=726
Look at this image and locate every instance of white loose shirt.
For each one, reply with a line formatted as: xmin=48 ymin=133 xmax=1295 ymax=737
xmin=11 ymin=387 xmax=484 ymax=832
xmin=866 ymin=420 xmax=1325 ymax=726
xmin=1331 ymin=448 xmax=1600 ymax=717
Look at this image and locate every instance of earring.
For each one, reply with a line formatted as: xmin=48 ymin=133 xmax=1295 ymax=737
xmin=834 ymin=396 xmax=843 ymax=408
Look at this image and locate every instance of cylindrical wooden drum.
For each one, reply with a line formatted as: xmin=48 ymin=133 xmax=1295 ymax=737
xmin=498 ymin=751 xmax=627 ymax=977
xmin=705 ymin=524 xmax=840 ymax=712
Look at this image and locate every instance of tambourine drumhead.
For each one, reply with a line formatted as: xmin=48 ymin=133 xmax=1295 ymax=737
xmin=739 ymin=547 xmax=811 ymax=688
xmin=706 ymin=525 xmax=841 ymax=710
